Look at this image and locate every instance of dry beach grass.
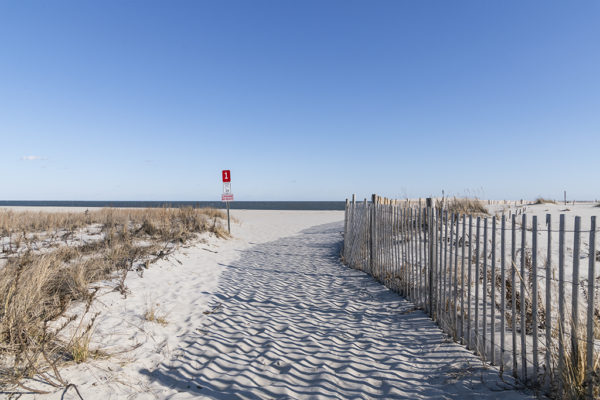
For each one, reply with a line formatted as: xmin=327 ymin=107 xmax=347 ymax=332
xmin=441 ymin=197 xmax=489 ymax=216
xmin=533 ymin=197 xmax=557 ymax=205
xmin=0 ymin=207 xmax=227 ymax=392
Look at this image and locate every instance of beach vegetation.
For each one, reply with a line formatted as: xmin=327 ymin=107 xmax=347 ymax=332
xmin=533 ymin=197 xmax=557 ymax=205
xmin=144 ymin=304 xmax=168 ymax=326
xmin=442 ymin=197 xmax=489 ymax=216
xmin=0 ymin=207 xmax=227 ymax=391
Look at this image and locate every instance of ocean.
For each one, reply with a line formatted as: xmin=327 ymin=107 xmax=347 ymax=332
xmin=0 ymin=200 xmax=346 ymax=211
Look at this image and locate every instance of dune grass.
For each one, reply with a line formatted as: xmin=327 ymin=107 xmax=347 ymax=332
xmin=443 ymin=197 xmax=489 ymax=216
xmin=554 ymin=321 xmax=600 ymax=400
xmin=0 ymin=207 xmax=227 ymax=392
xmin=533 ymin=197 xmax=557 ymax=205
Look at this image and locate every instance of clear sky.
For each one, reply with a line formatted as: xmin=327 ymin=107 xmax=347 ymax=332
xmin=1 ymin=1 xmax=598 ymax=201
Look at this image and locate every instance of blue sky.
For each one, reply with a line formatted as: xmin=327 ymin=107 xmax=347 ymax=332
xmin=1 ymin=1 xmax=598 ymax=201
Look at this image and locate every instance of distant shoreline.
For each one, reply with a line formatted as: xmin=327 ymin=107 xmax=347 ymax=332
xmin=0 ymin=200 xmax=346 ymax=211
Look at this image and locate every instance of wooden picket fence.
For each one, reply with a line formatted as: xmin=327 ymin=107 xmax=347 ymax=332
xmin=342 ymin=194 xmax=599 ymax=399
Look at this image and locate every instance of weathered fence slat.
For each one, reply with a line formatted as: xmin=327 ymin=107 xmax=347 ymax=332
xmin=461 ymin=214 xmax=466 ymax=345
xmin=405 ymin=206 xmax=417 ymax=299
xmin=437 ymin=208 xmax=442 ymax=321
xmin=411 ymin=208 xmax=415 ymax=302
xmin=475 ymin=217 xmax=481 ymax=353
xmin=491 ymin=216 xmax=496 ymax=365
xmin=545 ymin=213 xmax=552 ymax=386
xmin=558 ymin=214 xmax=565 ymax=391
xmin=572 ymin=216 xmax=581 ymax=375
xmin=394 ymin=205 xmax=400 ymax=293
xmin=501 ymin=214 xmax=506 ymax=373
xmin=421 ymin=207 xmax=426 ymax=306
xmin=512 ymin=214 xmax=517 ymax=378
xmin=401 ymin=207 xmax=406 ymax=297
xmin=406 ymin=208 xmax=411 ymax=298
xmin=428 ymin=202 xmax=434 ymax=315
xmin=586 ymin=216 xmax=596 ymax=400
xmin=532 ymin=215 xmax=539 ymax=383
xmin=442 ymin=210 xmax=448 ymax=322
xmin=419 ymin=207 xmax=424 ymax=309
xmin=520 ymin=214 xmax=527 ymax=380
xmin=446 ymin=210 xmax=452 ymax=332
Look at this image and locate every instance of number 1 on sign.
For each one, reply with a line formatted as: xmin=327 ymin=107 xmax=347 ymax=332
xmin=222 ymin=170 xmax=231 ymax=182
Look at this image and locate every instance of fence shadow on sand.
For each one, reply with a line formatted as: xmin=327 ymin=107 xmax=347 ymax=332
xmin=140 ymin=222 xmax=530 ymax=399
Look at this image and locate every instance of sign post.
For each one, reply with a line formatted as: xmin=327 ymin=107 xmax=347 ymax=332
xmin=222 ymin=170 xmax=232 ymax=234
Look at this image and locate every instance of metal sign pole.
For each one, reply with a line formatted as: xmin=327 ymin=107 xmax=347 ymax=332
xmin=226 ymin=201 xmax=230 ymax=234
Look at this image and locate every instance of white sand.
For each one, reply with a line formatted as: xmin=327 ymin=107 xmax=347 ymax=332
xmin=6 ymin=209 xmax=534 ymax=399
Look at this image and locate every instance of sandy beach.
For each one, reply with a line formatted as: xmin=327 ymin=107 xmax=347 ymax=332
xmin=0 ymin=208 xmax=540 ymax=399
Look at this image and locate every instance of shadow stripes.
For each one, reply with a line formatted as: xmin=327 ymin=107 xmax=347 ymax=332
xmin=141 ymin=222 xmax=532 ymax=399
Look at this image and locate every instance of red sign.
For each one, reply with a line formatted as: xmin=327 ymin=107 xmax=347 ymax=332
xmin=222 ymin=194 xmax=234 ymax=202
xmin=222 ymin=170 xmax=231 ymax=182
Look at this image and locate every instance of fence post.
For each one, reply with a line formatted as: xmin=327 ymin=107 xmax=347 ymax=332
xmin=460 ymin=214 xmax=466 ymax=344
xmin=408 ymin=210 xmax=420 ymax=299
xmin=410 ymin=207 xmax=414 ymax=302
xmin=435 ymin=209 xmax=440 ymax=318
xmin=558 ymin=214 xmax=566 ymax=392
xmin=500 ymin=215 xmax=506 ymax=373
xmin=363 ymin=198 xmax=368 ymax=271
xmin=418 ymin=207 xmax=423 ymax=308
xmin=475 ymin=217 xmax=481 ymax=355
xmin=402 ymin=208 xmax=407 ymax=297
xmin=350 ymin=195 xmax=356 ymax=264
xmin=343 ymin=198 xmax=349 ymax=259
xmin=512 ymin=214 xmax=518 ymax=378
xmin=532 ymin=215 xmax=539 ymax=384
xmin=394 ymin=204 xmax=400 ymax=293
xmin=415 ymin=206 xmax=427 ymax=306
xmin=370 ymin=194 xmax=376 ymax=275
xmin=427 ymin=198 xmax=434 ymax=316
xmin=572 ymin=216 xmax=581 ymax=376
xmin=520 ymin=213 xmax=527 ymax=380
xmin=445 ymin=214 xmax=456 ymax=332
xmin=545 ymin=214 xmax=552 ymax=387
xmin=491 ymin=216 xmax=496 ymax=365
xmin=586 ymin=216 xmax=596 ymax=400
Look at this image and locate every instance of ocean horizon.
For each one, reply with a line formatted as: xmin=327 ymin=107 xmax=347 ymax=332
xmin=0 ymin=200 xmax=346 ymax=211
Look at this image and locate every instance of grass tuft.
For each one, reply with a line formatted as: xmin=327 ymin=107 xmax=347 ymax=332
xmin=443 ymin=197 xmax=489 ymax=216
xmin=533 ymin=197 xmax=556 ymax=205
xmin=144 ymin=304 xmax=168 ymax=326
xmin=557 ymin=326 xmax=600 ymax=400
xmin=69 ymin=331 xmax=92 ymax=364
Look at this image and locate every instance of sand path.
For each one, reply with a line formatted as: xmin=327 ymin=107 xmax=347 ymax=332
xmin=140 ymin=221 xmax=533 ymax=399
